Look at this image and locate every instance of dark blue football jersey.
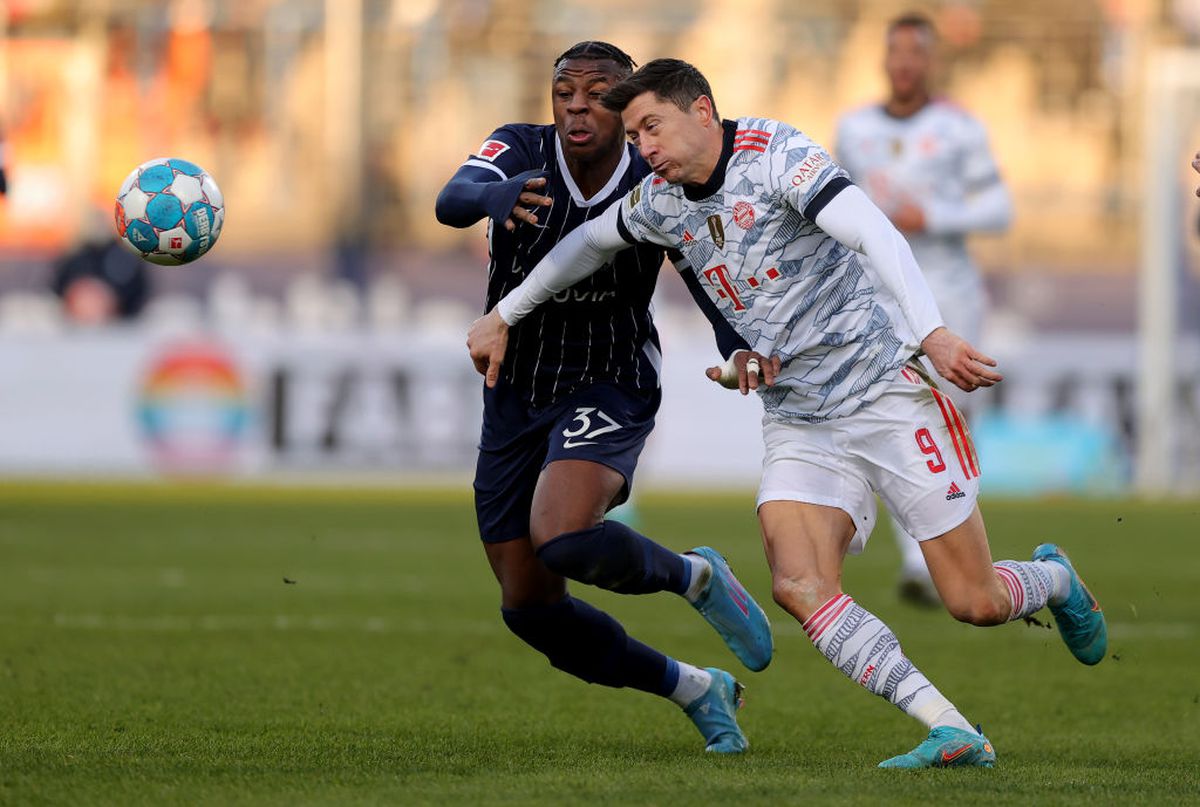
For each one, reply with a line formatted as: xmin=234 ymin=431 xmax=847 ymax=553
xmin=453 ymin=124 xmax=665 ymax=409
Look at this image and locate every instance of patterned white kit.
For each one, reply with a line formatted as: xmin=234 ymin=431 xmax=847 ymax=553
xmin=620 ymin=117 xmax=922 ymax=424
xmin=758 ymin=362 xmax=980 ymax=552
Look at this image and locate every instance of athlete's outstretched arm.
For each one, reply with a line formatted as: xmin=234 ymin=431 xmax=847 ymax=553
xmin=467 ymin=203 xmax=628 ymax=387
xmin=814 ymin=184 xmax=1002 ymax=392
xmin=434 ymin=166 xmax=552 ymax=230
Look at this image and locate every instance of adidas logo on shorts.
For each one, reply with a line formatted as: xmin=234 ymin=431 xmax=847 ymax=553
xmin=945 ymin=481 xmax=966 ymax=501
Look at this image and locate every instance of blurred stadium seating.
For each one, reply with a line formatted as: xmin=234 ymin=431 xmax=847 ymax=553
xmin=0 ymin=0 xmax=1198 ymax=492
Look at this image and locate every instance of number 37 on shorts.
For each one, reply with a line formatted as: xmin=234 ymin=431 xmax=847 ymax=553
xmin=561 ymin=407 xmax=623 ymax=449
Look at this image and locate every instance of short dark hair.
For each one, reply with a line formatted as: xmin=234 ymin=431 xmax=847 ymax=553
xmin=887 ymin=12 xmax=938 ymax=40
xmin=601 ymin=58 xmax=718 ymax=119
xmin=553 ymin=41 xmax=636 ymax=77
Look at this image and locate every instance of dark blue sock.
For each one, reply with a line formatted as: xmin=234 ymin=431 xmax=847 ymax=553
xmin=501 ymin=597 xmax=674 ymax=696
xmin=535 ymin=520 xmax=689 ymax=595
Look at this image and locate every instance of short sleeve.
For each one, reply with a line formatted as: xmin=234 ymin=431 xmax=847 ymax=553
xmin=769 ymin=125 xmax=853 ymax=221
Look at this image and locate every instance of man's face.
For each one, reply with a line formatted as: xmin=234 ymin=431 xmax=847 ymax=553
xmin=622 ymin=91 xmax=712 ymax=185
xmin=552 ymin=58 xmax=626 ymax=161
xmin=885 ymin=25 xmax=934 ymax=101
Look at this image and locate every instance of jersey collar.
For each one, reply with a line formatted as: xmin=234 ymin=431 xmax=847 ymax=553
xmin=881 ymin=98 xmax=932 ymax=121
xmin=554 ymin=132 xmax=632 ymax=207
xmin=683 ymin=119 xmax=737 ymax=201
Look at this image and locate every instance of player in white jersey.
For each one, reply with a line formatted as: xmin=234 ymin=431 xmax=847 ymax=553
xmin=835 ymin=13 xmax=1013 ymax=606
xmin=467 ymin=58 xmax=1107 ymax=769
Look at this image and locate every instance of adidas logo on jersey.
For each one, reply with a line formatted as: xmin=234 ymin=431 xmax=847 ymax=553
xmin=946 ymin=482 xmax=966 ymax=501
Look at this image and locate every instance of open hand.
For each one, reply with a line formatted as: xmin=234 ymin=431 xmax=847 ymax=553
xmin=505 ymin=177 xmax=553 ymax=231
xmin=920 ymin=327 xmax=1002 ymax=392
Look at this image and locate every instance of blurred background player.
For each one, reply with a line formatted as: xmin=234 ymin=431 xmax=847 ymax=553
xmin=835 ymin=13 xmax=1013 ymax=606
xmin=434 ymin=41 xmax=772 ymax=753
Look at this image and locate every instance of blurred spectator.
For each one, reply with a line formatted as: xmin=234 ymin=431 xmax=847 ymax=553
xmin=51 ymin=208 xmax=150 ymax=324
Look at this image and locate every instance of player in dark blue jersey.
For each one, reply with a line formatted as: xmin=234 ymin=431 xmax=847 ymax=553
xmin=435 ymin=41 xmax=771 ymax=753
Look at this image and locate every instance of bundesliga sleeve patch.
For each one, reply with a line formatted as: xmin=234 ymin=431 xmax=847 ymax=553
xmin=475 ymin=139 xmax=511 ymax=162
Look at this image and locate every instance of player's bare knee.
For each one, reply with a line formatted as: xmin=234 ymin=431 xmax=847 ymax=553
xmin=529 ymin=517 xmax=578 ymax=549
xmin=771 ymin=574 xmax=830 ymax=621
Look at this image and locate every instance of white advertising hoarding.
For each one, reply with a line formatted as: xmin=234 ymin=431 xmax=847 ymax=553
xmin=1 ymin=326 xmax=1197 ymax=492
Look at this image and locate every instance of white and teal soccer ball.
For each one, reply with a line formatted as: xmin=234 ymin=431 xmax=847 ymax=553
xmin=114 ymin=158 xmax=225 ymax=265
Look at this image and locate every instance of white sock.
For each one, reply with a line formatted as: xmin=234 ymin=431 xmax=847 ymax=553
xmin=682 ymin=554 xmax=710 ymax=602
xmin=994 ymin=560 xmax=1070 ymax=619
xmin=667 ymin=661 xmax=712 ymax=707
xmin=804 ymin=593 xmax=974 ymax=733
xmin=1044 ymin=562 xmax=1071 ymax=605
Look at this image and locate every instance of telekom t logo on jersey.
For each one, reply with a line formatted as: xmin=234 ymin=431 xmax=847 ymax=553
xmin=703 ymin=264 xmax=746 ymax=311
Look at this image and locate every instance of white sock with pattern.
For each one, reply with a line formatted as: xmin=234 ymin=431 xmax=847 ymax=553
xmin=994 ymin=560 xmax=1070 ymax=619
xmin=804 ymin=593 xmax=974 ymax=732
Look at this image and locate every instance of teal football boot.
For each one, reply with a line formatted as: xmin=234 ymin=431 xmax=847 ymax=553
xmin=1032 ymin=543 xmax=1107 ymax=665
xmin=878 ymin=725 xmax=996 ymax=769
xmin=683 ymin=667 xmax=748 ymax=753
xmin=687 ymin=547 xmax=773 ymax=672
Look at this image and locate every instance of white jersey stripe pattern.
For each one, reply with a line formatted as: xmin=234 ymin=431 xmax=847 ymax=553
xmin=620 ymin=117 xmax=916 ymax=423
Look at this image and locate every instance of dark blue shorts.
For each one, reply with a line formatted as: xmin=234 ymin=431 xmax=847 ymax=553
xmin=474 ymin=379 xmax=660 ymax=543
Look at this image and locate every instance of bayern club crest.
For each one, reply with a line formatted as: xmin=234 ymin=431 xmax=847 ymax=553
xmin=733 ymin=201 xmax=755 ymax=230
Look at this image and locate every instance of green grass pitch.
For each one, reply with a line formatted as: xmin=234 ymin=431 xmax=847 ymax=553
xmin=1 ymin=483 xmax=1198 ymax=805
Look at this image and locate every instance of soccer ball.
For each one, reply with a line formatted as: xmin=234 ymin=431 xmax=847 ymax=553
xmin=114 ymin=158 xmax=225 ymax=266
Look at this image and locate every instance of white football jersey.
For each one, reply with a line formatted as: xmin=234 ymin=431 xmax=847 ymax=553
xmin=620 ymin=117 xmax=918 ymax=424
xmin=834 ymin=100 xmax=1010 ymax=325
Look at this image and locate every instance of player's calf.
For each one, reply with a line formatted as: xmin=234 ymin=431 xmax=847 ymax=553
xmin=534 ymin=520 xmax=693 ymax=595
xmin=501 ymin=596 xmax=750 ymax=751
xmin=501 ymin=596 xmax=667 ymax=689
xmin=770 ymin=572 xmax=839 ymax=623
xmin=802 ymin=592 xmax=977 ymax=734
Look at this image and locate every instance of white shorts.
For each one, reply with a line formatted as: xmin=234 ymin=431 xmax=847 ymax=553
xmin=757 ymin=362 xmax=980 ymax=554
